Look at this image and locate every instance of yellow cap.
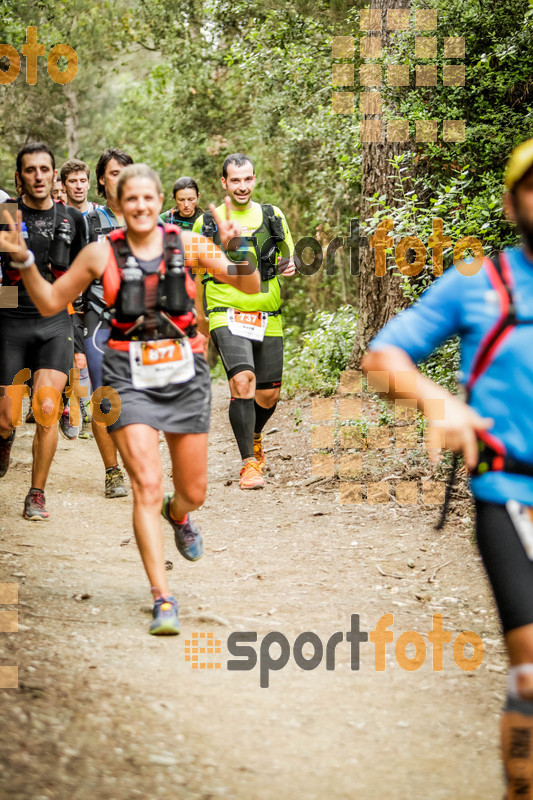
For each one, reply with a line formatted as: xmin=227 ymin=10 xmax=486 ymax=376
xmin=505 ymin=138 xmax=533 ymax=191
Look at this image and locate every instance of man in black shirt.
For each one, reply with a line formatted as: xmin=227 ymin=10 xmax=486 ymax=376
xmin=0 ymin=142 xmax=86 ymax=520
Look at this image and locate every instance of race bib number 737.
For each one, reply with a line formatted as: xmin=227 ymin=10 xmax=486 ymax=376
xmin=227 ymin=308 xmax=267 ymax=341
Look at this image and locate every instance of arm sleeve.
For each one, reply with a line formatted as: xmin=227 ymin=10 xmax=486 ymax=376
xmin=368 ymin=268 xmax=465 ymax=364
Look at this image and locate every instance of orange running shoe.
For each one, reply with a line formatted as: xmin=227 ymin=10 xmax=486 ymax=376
xmin=253 ymin=434 xmax=265 ymax=470
xmin=239 ymin=459 xmax=265 ymax=490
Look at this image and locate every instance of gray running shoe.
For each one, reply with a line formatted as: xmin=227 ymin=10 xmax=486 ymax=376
xmin=59 ymin=407 xmax=79 ymax=440
xmin=23 ymin=488 xmax=49 ymax=520
xmin=105 ymin=466 xmax=128 ymax=498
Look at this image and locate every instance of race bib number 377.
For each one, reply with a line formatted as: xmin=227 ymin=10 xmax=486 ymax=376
xmin=129 ymin=338 xmax=196 ymax=388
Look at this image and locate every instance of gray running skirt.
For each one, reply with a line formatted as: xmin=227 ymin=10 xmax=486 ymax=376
xmin=101 ymin=347 xmax=211 ymax=434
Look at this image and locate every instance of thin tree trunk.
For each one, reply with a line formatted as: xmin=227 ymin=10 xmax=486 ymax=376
xmin=64 ymin=85 xmax=79 ymax=159
xmin=349 ymin=0 xmax=411 ymax=367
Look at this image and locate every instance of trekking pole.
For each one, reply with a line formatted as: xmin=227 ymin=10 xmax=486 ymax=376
xmin=434 ymin=452 xmax=458 ymax=531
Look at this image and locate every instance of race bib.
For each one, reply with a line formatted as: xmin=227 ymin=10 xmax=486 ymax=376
xmin=507 ymin=500 xmax=533 ymax=560
xmin=227 ymin=308 xmax=267 ymax=341
xmin=129 ymin=338 xmax=196 ymax=389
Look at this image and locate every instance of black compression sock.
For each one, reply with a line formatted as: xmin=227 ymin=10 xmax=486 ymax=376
xmin=254 ymin=400 xmax=277 ymax=435
xmin=229 ymin=398 xmax=255 ymax=460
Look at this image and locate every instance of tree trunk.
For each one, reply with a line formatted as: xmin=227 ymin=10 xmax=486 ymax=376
xmin=349 ymin=0 xmax=411 ymax=367
xmin=64 ymin=85 xmax=79 ymax=159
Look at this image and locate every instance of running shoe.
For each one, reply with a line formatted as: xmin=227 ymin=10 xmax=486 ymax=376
xmin=239 ymin=459 xmax=265 ymax=490
xmin=78 ymin=408 xmax=93 ymax=440
xmin=0 ymin=430 xmax=15 ymax=478
xmin=59 ymin=407 xmax=79 ymax=440
xmin=105 ymin=466 xmax=128 ymax=498
xmin=161 ymin=493 xmax=204 ymax=561
xmin=149 ymin=595 xmax=180 ymax=635
xmin=253 ymin=433 xmax=265 ymax=470
xmin=23 ymin=489 xmax=49 ymax=521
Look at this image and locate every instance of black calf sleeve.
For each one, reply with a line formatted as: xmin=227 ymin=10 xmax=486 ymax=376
xmin=229 ymin=397 xmax=255 ymax=460
xmin=254 ymin=400 xmax=277 ymax=435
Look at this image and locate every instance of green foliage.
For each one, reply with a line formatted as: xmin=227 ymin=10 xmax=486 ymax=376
xmin=419 ymin=338 xmax=461 ymax=395
xmin=282 ymin=305 xmax=358 ymax=397
xmin=363 ymin=152 xmax=518 ymax=305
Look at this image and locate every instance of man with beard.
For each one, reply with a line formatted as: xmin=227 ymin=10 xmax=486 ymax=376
xmin=0 ymin=142 xmax=86 ymax=519
xmin=362 ymin=139 xmax=533 ymax=798
xmin=83 ymin=148 xmax=133 ymax=498
xmin=193 ymin=153 xmax=295 ymax=489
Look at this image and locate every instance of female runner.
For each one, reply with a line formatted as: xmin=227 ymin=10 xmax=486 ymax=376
xmin=3 ymin=163 xmax=259 ymax=635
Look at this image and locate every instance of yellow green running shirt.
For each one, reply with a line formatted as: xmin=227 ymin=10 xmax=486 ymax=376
xmin=193 ymin=201 xmax=294 ymax=336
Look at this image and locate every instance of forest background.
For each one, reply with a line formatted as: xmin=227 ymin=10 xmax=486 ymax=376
xmin=1 ymin=0 xmax=532 ymax=396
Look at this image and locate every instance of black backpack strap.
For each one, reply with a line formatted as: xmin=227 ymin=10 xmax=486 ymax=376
xmin=86 ymin=207 xmax=116 ymax=242
xmin=162 ymin=226 xmax=182 ymax=266
xmin=200 ymin=210 xmax=218 ymax=240
xmin=262 ymin=204 xmax=285 ymax=242
xmin=108 ymin=234 xmax=131 ymax=271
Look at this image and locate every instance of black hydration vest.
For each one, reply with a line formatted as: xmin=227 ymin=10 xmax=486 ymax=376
xmin=200 ymin=203 xmax=288 ymax=283
xmin=2 ymin=199 xmax=74 ymax=285
xmin=163 ymin=208 xmax=202 ymax=232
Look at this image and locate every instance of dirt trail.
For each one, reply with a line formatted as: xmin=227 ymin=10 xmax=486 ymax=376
xmin=0 ymin=382 xmax=508 ymax=800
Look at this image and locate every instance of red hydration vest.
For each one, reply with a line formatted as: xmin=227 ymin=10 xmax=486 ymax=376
xmin=467 ymin=251 xmax=533 ymax=475
xmin=102 ymin=223 xmax=203 ymax=353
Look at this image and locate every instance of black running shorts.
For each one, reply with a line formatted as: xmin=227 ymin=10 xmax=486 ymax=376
xmin=0 ymin=310 xmax=74 ymax=384
xmin=210 ymin=326 xmax=283 ymax=389
xmin=475 ymin=499 xmax=533 ymax=633
xmin=72 ymin=313 xmax=85 ymax=355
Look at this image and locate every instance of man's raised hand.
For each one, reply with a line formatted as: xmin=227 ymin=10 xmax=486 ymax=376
xmin=209 ymin=196 xmax=241 ymax=252
xmin=0 ymin=208 xmax=28 ymax=260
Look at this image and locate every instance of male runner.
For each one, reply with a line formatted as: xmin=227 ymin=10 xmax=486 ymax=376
xmin=0 ymin=142 xmax=86 ymax=519
xmin=363 ymin=138 xmax=533 ymax=798
xmin=50 ymin=177 xmax=67 ymax=204
xmin=193 ymin=153 xmax=295 ymax=489
xmin=83 ymin=148 xmax=133 ymax=498
xmin=61 ymin=159 xmax=99 ymax=217
xmin=60 ymin=158 xmax=97 ymax=438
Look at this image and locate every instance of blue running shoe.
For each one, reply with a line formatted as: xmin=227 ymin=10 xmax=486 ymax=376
xmin=161 ymin=493 xmax=204 ymax=562
xmin=149 ymin=595 xmax=180 ymax=635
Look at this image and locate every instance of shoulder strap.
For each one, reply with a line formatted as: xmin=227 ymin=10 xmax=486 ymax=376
xmin=108 ymin=228 xmax=131 ymax=271
xmin=466 ymin=252 xmax=516 ymax=393
xmin=87 ymin=206 xmax=117 ymax=238
xmin=261 ymin=204 xmax=285 ymax=242
xmin=162 ymin=223 xmax=183 ymax=271
xmin=200 ymin=209 xmax=218 ymax=240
